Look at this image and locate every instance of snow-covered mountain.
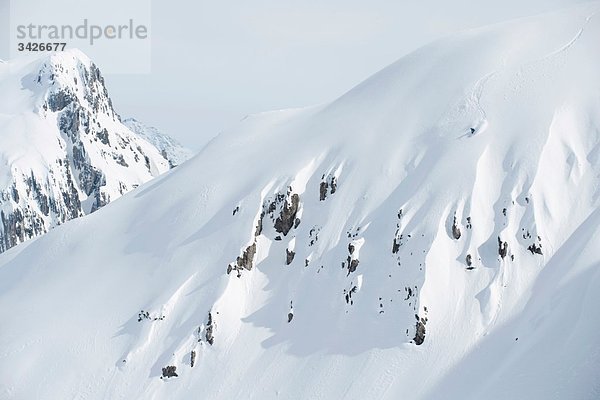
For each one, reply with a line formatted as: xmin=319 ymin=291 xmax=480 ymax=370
xmin=122 ymin=117 xmax=193 ymax=167
xmin=0 ymin=50 xmax=171 ymax=252
xmin=1 ymin=3 xmax=600 ymax=399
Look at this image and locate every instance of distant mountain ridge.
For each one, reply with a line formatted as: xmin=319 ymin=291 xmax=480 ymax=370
xmin=123 ymin=117 xmax=193 ymax=168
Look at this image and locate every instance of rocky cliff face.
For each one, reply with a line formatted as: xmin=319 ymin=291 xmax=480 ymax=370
xmin=0 ymin=50 xmax=171 ymax=252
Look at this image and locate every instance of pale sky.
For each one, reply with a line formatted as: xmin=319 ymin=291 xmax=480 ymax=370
xmin=0 ymin=0 xmax=590 ymax=150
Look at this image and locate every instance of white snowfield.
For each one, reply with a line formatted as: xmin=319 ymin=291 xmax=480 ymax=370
xmin=1 ymin=3 xmax=600 ymax=399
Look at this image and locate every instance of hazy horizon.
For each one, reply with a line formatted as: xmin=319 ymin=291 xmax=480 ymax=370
xmin=0 ymin=0 xmax=590 ymax=150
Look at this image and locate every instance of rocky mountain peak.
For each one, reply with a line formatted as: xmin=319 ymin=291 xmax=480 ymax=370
xmin=0 ymin=50 xmax=171 ymax=252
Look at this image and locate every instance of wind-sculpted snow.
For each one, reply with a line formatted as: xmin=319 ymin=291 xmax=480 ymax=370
xmin=1 ymin=3 xmax=600 ymax=399
xmin=0 ymin=50 xmax=170 ymax=252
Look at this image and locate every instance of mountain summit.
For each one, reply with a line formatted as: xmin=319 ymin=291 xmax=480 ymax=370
xmin=1 ymin=4 xmax=600 ymax=399
xmin=0 ymin=50 xmax=172 ymax=252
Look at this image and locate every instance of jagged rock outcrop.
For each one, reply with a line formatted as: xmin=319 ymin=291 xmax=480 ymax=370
xmin=319 ymin=174 xmax=337 ymax=201
xmin=528 ymin=243 xmax=543 ymax=255
xmin=287 ymin=301 xmax=294 ymax=323
xmin=190 ymin=350 xmax=196 ymax=368
xmin=451 ymin=216 xmax=462 ymax=240
xmin=161 ymin=366 xmax=178 ymax=378
xmin=227 ymin=241 xmax=257 ymax=277
xmin=274 ymin=193 xmax=300 ymax=236
xmin=205 ymin=312 xmax=215 ymax=345
xmin=413 ymin=312 xmax=428 ymax=346
xmin=286 ymin=249 xmax=295 ymax=265
xmin=498 ymin=237 xmax=509 ymax=259
xmin=254 ymin=187 xmax=302 ymax=240
xmin=343 ymin=239 xmax=363 ymax=275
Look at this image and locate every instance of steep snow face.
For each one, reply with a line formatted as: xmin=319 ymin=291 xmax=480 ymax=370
xmin=0 ymin=50 xmax=170 ymax=252
xmin=122 ymin=117 xmax=193 ymax=167
xmin=1 ymin=4 xmax=600 ymax=400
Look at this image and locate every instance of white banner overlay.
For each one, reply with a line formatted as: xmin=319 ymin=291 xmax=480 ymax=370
xmin=9 ymin=0 xmax=151 ymax=73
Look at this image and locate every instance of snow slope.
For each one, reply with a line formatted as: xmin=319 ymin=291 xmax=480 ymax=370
xmin=1 ymin=3 xmax=600 ymax=399
xmin=0 ymin=50 xmax=170 ymax=252
xmin=122 ymin=117 xmax=193 ymax=167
